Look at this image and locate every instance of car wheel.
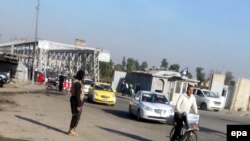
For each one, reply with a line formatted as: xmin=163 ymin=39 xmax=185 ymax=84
xmin=200 ymin=103 xmax=207 ymax=110
xmin=137 ymin=109 xmax=141 ymax=121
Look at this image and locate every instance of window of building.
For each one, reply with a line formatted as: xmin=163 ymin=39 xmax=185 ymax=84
xmin=182 ymin=82 xmax=187 ymax=94
xmin=175 ymin=81 xmax=182 ymax=94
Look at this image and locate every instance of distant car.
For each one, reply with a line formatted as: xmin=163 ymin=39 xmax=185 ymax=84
xmin=82 ymin=79 xmax=94 ymax=94
xmin=129 ymin=90 xmax=174 ymax=123
xmin=193 ymin=88 xmax=223 ymax=111
xmin=88 ymin=82 xmax=116 ymax=106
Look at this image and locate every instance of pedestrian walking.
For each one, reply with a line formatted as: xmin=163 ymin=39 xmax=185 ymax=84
xmin=68 ymin=70 xmax=85 ymax=136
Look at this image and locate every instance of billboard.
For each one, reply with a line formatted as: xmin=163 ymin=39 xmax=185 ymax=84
xmin=98 ymin=51 xmax=110 ymax=62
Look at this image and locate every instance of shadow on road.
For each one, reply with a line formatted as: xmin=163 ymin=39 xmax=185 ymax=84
xmin=218 ymin=118 xmax=243 ymax=124
xmin=97 ymin=126 xmax=153 ymax=141
xmin=102 ymin=109 xmax=164 ymax=124
xmin=102 ymin=109 xmax=132 ymax=119
xmin=0 ymin=135 xmax=30 ymax=141
xmin=15 ymin=115 xmax=67 ymax=135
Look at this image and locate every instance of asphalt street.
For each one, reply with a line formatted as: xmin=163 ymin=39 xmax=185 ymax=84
xmin=83 ymin=95 xmax=250 ymax=141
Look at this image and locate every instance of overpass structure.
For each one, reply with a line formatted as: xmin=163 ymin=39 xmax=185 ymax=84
xmin=0 ymin=38 xmax=110 ymax=81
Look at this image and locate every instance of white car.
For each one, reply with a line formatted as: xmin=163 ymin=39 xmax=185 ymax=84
xmin=129 ymin=90 xmax=174 ymax=123
xmin=193 ymin=88 xmax=223 ymax=111
xmin=82 ymin=79 xmax=94 ymax=94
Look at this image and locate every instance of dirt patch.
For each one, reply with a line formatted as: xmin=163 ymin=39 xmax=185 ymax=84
xmin=0 ymin=97 xmax=16 ymax=104
xmin=0 ymin=135 xmax=30 ymax=141
xmin=0 ymin=95 xmax=18 ymax=111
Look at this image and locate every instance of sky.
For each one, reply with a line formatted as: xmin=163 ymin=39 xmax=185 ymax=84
xmin=0 ymin=0 xmax=250 ymax=79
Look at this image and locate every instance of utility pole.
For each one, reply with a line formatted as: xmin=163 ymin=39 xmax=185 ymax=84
xmin=32 ymin=0 xmax=40 ymax=84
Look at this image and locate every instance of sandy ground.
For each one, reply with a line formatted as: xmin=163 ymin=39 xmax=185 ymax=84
xmin=0 ymin=92 xmax=160 ymax=141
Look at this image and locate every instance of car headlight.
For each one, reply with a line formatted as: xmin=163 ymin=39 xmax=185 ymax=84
xmin=142 ymin=105 xmax=153 ymax=111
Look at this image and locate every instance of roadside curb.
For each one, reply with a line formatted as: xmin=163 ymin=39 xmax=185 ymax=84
xmin=240 ymin=112 xmax=250 ymax=117
xmin=224 ymin=110 xmax=250 ymax=117
xmin=0 ymin=89 xmax=46 ymax=95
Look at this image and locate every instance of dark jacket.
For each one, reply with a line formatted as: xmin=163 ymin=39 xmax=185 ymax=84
xmin=70 ymin=80 xmax=82 ymax=107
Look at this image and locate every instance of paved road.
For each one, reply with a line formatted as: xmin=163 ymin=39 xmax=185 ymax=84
xmin=84 ymin=95 xmax=250 ymax=141
xmin=83 ymin=96 xmax=219 ymax=141
xmin=198 ymin=109 xmax=250 ymax=139
xmin=1 ymin=92 xmax=249 ymax=141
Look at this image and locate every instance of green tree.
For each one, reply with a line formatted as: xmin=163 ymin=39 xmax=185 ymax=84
xmin=160 ymin=58 xmax=168 ymax=70
xmin=99 ymin=60 xmax=114 ymax=82
xmin=141 ymin=61 xmax=148 ymax=70
xmin=114 ymin=64 xmax=123 ymax=71
xmin=122 ymin=56 xmax=126 ymax=71
xmin=126 ymin=58 xmax=136 ymax=72
xmin=196 ymin=67 xmax=205 ymax=86
xmin=135 ymin=60 xmax=141 ymax=70
xmin=224 ymin=71 xmax=234 ymax=85
xmin=169 ymin=64 xmax=180 ymax=72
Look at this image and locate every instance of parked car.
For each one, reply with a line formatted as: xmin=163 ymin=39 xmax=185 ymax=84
xmin=129 ymin=90 xmax=174 ymax=123
xmin=193 ymin=88 xmax=223 ymax=111
xmin=0 ymin=72 xmax=10 ymax=84
xmin=82 ymin=78 xmax=94 ymax=94
xmin=88 ymin=82 xmax=116 ymax=106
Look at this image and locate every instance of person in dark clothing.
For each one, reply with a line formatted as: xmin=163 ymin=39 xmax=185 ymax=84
xmin=121 ymin=80 xmax=126 ymax=96
xmin=68 ymin=70 xmax=85 ymax=136
xmin=58 ymin=74 xmax=64 ymax=92
xmin=135 ymin=83 xmax=141 ymax=93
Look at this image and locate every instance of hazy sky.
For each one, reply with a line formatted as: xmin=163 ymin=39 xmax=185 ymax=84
xmin=0 ymin=0 xmax=250 ymax=79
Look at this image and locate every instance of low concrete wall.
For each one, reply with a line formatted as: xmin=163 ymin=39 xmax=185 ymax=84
xmin=16 ymin=62 xmax=28 ymax=81
xmin=230 ymin=78 xmax=250 ymax=111
xmin=210 ymin=74 xmax=225 ymax=96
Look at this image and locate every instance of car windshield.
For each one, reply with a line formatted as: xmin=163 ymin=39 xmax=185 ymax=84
xmin=141 ymin=93 xmax=168 ymax=104
xmin=84 ymin=80 xmax=93 ymax=85
xmin=95 ymin=84 xmax=113 ymax=92
xmin=203 ymin=91 xmax=218 ymax=98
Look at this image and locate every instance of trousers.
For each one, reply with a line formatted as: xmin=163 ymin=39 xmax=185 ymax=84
xmin=69 ymin=96 xmax=82 ymax=129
